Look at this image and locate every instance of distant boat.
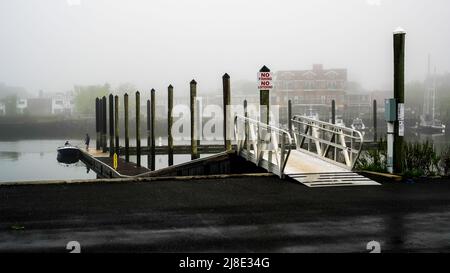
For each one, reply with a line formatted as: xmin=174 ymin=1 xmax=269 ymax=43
xmin=304 ymin=106 xmax=319 ymax=121
xmin=329 ymin=116 xmax=346 ymax=127
xmin=351 ymin=118 xmax=366 ymax=131
xmin=419 ymin=59 xmax=446 ymax=134
xmin=418 ymin=115 xmax=446 ymax=134
xmin=57 ymin=144 xmax=80 ymax=164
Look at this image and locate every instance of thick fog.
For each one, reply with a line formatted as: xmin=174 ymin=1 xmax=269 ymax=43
xmin=1 ymin=0 xmax=449 ymax=95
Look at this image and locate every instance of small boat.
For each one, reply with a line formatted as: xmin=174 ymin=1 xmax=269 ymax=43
xmin=329 ymin=116 xmax=346 ymax=127
xmin=418 ymin=115 xmax=446 ymax=134
xmin=57 ymin=144 xmax=80 ymax=164
xmin=351 ymin=118 xmax=366 ymax=131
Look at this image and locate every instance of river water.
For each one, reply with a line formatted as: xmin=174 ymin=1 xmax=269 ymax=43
xmin=0 ymin=139 xmax=214 ymax=182
xmin=0 ymin=133 xmax=448 ymax=182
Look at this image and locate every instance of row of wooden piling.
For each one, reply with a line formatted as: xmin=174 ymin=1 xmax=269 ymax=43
xmin=94 ymin=72 xmax=379 ymax=170
xmin=95 ymin=75 xmax=232 ymax=169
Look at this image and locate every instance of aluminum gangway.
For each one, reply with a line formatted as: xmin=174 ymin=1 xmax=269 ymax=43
xmin=234 ymin=115 xmax=380 ymax=187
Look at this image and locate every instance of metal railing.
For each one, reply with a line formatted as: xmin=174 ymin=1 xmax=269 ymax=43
xmin=290 ymin=115 xmax=364 ymax=170
xmin=234 ymin=115 xmax=293 ymax=178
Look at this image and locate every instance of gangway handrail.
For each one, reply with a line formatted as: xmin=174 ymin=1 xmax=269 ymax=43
xmin=234 ymin=115 xmax=293 ymax=178
xmin=291 ymin=115 xmax=364 ymax=170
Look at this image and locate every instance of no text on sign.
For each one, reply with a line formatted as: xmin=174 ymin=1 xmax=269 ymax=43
xmin=258 ymin=72 xmax=273 ymax=90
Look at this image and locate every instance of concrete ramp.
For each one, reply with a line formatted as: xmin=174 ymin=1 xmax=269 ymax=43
xmin=285 ymin=150 xmax=380 ymax=188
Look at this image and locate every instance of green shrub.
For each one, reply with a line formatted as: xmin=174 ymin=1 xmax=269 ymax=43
xmin=402 ymin=140 xmax=440 ymax=177
xmin=440 ymin=145 xmax=450 ymax=176
xmin=356 ymin=140 xmax=387 ymax=172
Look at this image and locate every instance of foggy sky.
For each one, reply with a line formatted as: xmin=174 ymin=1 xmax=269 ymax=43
xmin=1 ymin=0 xmax=449 ymax=96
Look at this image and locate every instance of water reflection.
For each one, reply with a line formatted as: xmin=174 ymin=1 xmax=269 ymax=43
xmin=0 ymin=140 xmax=96 ymax=182
xmin=0 ymin=151 xmax=21 ymax=161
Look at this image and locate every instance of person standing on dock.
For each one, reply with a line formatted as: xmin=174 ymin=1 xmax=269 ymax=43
xmin=85 ymin=134 xmax=90 ymax=151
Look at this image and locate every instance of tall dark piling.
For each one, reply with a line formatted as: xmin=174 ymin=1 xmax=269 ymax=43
xmin=136 ymin=91 xmax=141 ymax=167
xmin=393 ymin=28 xmax=406 ymax=174
xmin=109 ymin=94 xmax=114 ymax=157
xmin=150 ymin=89 xmax=156 ymax=171
xmin=147 ymin=99 xmax=151 ymax=169
xmin=95 ymin=98 xmax=100 ymax=150
xmin=373 ymin=99 xmax=378 ymax=142
xmin=124 ymin=93 xmax=129 ymax=162
xmin=190 ymin=80 xmax=199 ymax=160
xmin=288 ymin=99 xmax=292 ymax=134
xmin=222 ymin=73 xmax=231 ymax=150
xmin=168 ymin=85 xmax=174 ymax=166
xmin=102 ymin=96 xmax=107 ymax=153
xmin=114 ymin=95 xmax=119 ymax=155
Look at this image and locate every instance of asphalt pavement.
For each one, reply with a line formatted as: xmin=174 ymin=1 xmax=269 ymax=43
xmin=1 ymin=176 xmax=450 ymax=253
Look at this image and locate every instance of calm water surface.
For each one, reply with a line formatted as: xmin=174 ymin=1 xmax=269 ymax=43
xmin=0 ymin=138 xmax=216 ymax=182
xmin=0 ymin=139 xmax=95 ymax=182
xmin=0 ymin=134 xmax=447 ymax=182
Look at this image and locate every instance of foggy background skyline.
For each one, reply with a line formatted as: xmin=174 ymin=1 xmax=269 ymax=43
xmin=1 ymin=0 xmax=449 ymax=96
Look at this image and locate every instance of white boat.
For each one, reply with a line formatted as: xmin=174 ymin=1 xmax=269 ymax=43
xmin=57 ymin=143 xmax=80 ymax=164
xmin=351 ymin=118 xmax=366 ymax=131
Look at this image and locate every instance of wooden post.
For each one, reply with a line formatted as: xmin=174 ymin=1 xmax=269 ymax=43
xmin=102 ymin=96 xmax=107 ymax=153
xmin=190 ymin=79 xmax=199 ymax=160
xmin=244 ymin=100 xmax=249 ymax=152
xmin=150 ymin=89 xmax=156 ymax=171
xmin=288 ymin=99 xmax=292 ymax=134
xmin=222 ymin=73 xmax=231 ymax=150
xmin=114 ymin=95 xmax=119 ymax=155
xmin=95 ymin=98 xmax=100 ymax=150
xmin=147 ymin=99 xmax=151 ymax=169
xmin=124 ymin=93 xmax=130 ymax=162
xmin=259 ymin=65 xmax=270 ymax=124
xmin=109 ymin=94 xmax=114 ymax=157
xmin=393 ymin=28 xmax=406 ymax=174
xmin=373 ymin=99 xmax=377 ymax=142
xmin=168 ymin=85 xmax=174 ymax=166
xmin=331 ymin=100 xmax=336 ymax=124
xmin=136 ymin=91 xmax=141 ymax=167
xmin=331 ymin=100 xmax=336 ymax=160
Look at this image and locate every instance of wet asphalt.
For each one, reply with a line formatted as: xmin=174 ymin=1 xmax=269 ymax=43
xmin=0 ymin=176 xmax=450 ymax=253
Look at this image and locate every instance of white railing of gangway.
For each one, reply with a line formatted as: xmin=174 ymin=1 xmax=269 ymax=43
xmin=234 ymin=115 xmax=293 ymax=178
xmin=290 ymin=115 xmax=364 ymax=170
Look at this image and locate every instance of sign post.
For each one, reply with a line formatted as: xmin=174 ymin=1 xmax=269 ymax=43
xmin=258 ymin=65 xmax=272 ymax=125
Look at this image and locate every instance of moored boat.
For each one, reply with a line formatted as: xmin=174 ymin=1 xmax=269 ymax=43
xmin=57 ymin=144 xmax=80 ymax=164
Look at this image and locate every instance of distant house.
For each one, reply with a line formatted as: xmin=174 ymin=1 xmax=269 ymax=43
xmin=26 ymin=98 xmax=52 ymax=116
xmin=51 ymin=92 xmax=75 ymax=115
xmin=0 ymin=102 xmax=5 ymax=116
xmin=16 ymin=99 xmax=28 ymax=114
xmin=274 ymin=64 xmax=347 ymax=108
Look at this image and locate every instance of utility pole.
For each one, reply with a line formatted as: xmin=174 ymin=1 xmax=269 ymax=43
xmin=393 ymin=27 xmax=406 ymax=174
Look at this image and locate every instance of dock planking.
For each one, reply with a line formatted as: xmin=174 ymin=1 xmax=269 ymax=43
xmin=81 ymin=149 xmax=150 ymax=178
xmin=97 ymin=157 xmax=149 ymax=176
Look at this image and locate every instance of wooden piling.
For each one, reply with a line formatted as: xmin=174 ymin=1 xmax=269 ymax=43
xmin=259 ymin=65 xmax=270 ymax=124
xmin=190 ymin=79 xmax=199 ymax=160
xmin=288 ymin=99 xmax=292 ymax=134
xmin=150 ymin=89 xmax=156 ymax=171
xmin=393 ymin=28 xmax=406 ymax=174
xmin=136 ymin=91 xmax=141 ymax=167
xmin=95 ymin=98 xmax=100 ymax=150
xmin=114 ymin=95 xmax=119 ymax=155
xmin=331 ymin=100 xmax=336 ymax=160
xmin=244 ymin=100 xmax=249 ymax=152
xmin=102 ymin=96 xmax=107 ymax=153
xmin=168 ymin=85 xmax=174 ymax=166
xmin=109 ymin=94 xmax=115 ymax=157
xmin=222 ymin=73 xmax=231 ymax=150
xmin=124 ymin=93 xmax=130 ymax=162
xmin=147 ymin=99 xmax=151 ymax=169
xmin=373 ymin=99 xmax=377 ymax=142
